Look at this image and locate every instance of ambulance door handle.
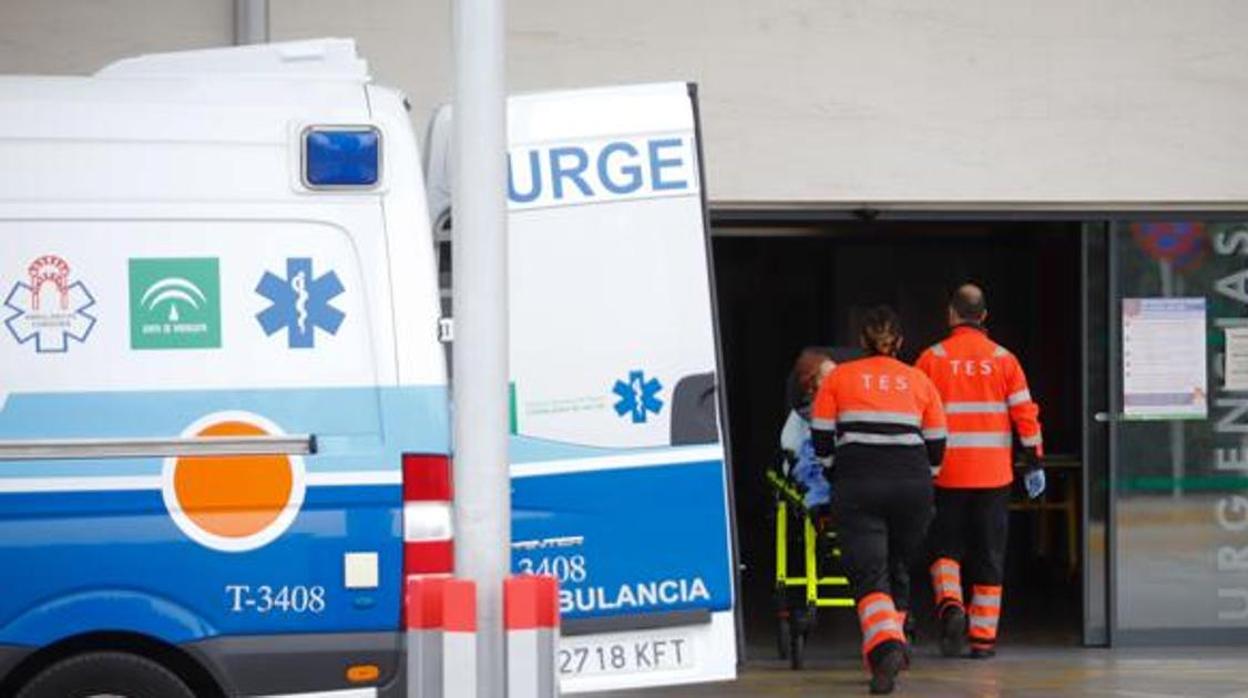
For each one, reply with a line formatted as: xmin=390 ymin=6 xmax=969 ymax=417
xmin=1093 ymin=412 xmax=1124 ymax=423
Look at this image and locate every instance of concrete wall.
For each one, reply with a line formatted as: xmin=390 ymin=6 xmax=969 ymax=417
xmin=6 ymin=0 xmax=1248 ymax=205
xmin=0 ymin=0 xmax=231 ymax=75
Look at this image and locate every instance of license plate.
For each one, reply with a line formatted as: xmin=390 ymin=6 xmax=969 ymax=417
xmin=558 ymin=633 xmax=695 ymax=678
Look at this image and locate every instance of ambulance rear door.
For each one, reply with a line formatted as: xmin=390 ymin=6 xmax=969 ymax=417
xmin=503 ymin=82 xmax=737 ymax=693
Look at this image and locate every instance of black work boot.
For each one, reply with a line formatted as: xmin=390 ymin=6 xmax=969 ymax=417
xmin=899 ymin=613 xmax=914 ymax=670
xmin=939 ymin=605 xmax=968 ymax=658
xmin=868 ymin=641 xmax=906 ymax=695
xmin=969 ymin=645 xmax=996 ymax=659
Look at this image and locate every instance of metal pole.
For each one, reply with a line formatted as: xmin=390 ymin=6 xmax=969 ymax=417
xmin=234 ymin=0 xmax=269 ymax=45
xmin=452 ymin=0 xmax=509 ymax=693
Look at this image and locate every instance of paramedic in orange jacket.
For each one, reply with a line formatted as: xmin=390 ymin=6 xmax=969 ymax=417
xmin=811 ymin=307 xmax=946 ymax=695
xmin=916 ymin=284 xmax=1045 ymax=660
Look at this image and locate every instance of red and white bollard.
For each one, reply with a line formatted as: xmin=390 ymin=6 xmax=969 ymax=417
xmin=407 ymin=577 xmax=478 ymax=698
xmin=505 ymin=575 xmax=560 ymax=698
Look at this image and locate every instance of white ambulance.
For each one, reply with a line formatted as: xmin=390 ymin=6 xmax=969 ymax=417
xmin=0 ymin=39 xmax=736 ymax=697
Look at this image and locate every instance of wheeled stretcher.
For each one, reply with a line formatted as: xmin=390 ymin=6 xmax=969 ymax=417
xmin=766 ymin=467 xmax=853 ymax=669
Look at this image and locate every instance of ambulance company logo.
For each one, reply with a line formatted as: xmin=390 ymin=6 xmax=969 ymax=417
xmin=128 ymin=258 xmax=221 ymax=350
xmin=163 ymin=411 xmax=306 ymax=553
xmin=612 ymin=370 xmax=664 ymax=424
xmin=3 ymin=255 xmax=97 ymax=353
xmin=255 ymin=258 xmax=345 ymax=348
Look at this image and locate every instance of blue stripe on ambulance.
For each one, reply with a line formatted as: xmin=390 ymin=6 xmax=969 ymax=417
xmin=0 ymin=385 xmax=731 ymax=648
xmin=0 ymin=484 xmax=402 ymax=646
xmin=0 ymin=385 xmax=447 ymax=649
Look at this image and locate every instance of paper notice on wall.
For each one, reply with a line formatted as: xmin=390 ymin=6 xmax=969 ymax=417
xmin=1122 ymin=297 xmax=1207 ymax=420
xmin=1224 ymin=327 xmax=1248 ymax=392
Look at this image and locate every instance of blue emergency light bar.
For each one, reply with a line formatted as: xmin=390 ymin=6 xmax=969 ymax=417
xmin=303 ymin=127 xmax=380 ymax=188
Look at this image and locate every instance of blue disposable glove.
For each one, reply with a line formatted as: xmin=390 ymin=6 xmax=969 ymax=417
xmin=1024 ymin=468 xmax=1046 ymax=499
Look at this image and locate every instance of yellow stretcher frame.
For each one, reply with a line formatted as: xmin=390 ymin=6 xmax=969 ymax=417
xmin=767 ymin=469 xmax=854 ymax=609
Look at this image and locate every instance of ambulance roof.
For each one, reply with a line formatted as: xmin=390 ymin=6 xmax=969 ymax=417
xmin=0 ymin=39 xmax=385 ymax=203
xmin=0 ymin=38 xmax=371 ymax=106
xmin=94 ymin=38 xmax=368 ymax=81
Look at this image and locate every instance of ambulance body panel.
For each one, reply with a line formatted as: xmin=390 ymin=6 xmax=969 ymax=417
xmin=0 ymin=40 xmax=444 ymax=697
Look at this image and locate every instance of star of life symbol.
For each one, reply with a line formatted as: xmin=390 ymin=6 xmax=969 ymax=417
xmin=4 ymin=255 xmax=97 ymax=353
xmin=255 ymin=258 xmax=345 ymax=348
xmin=613 ymin=370 xmax=664 ymax=424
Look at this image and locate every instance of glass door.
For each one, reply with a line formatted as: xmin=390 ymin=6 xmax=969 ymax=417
xmin=1108 ymin=219 xmax=1248 ymax=644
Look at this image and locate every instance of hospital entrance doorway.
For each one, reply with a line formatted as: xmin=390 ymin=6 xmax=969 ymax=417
xmin=711 ymin=220 xmax=1088 ymax=659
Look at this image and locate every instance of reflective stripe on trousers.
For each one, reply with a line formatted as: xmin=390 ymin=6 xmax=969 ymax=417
xmin=857 ymin=591 xmax=906 ymax=657
xmin=930 ymin=557 xmax=963 ymax=607
xmin=968 ymin=584 xmax=1002 ymax=647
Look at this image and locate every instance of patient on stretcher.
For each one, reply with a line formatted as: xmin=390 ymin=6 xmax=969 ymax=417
xmin=780 ymin=347 xmax=836 ymax=512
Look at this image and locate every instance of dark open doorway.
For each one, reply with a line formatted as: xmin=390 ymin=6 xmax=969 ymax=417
xmin=712 ymin=220 xmax=1085 ymax=657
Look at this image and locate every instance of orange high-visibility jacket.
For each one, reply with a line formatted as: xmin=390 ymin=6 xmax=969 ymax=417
xmin=810 ymin=355 xmax=947 ymax=471
xmin=915 ymin=325 xmax=1043 ymax=489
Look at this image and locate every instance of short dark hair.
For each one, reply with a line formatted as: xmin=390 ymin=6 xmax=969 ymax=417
xmin=787 ymin=346 xmax=835 ymax=411
xmin=950 ymin=284 xmax=987 ymax=322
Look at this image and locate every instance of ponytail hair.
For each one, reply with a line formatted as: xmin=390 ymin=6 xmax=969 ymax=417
xmin=860 ymin=305 xmax=904 ymax=357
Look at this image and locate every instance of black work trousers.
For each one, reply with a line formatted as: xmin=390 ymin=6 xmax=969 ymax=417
xmin=930 ymin=485 xmax=1010 ymax=587
xmin=832 ymin=472 xmax=933 ymax=608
